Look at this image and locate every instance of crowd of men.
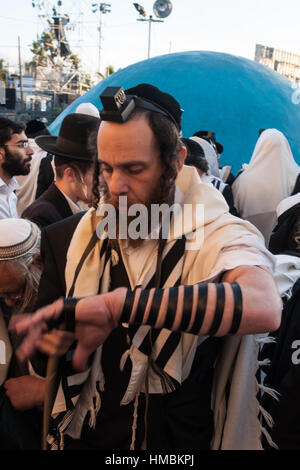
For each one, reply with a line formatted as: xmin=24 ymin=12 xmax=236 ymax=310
xmin=0 ymin=83 xmax=299 ymax=451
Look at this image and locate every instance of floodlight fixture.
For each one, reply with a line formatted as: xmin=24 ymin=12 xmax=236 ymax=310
xmin=133 ymin=3 xmax=147 ymax=17
xmin=153 ymin=0 xmax=172 ymax=18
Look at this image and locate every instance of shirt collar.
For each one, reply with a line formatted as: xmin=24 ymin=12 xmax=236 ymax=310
xmin=0 ymin=176 xmax=18 ymax=191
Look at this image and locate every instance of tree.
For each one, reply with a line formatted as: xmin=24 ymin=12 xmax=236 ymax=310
xmin=30 ymin=24 xmax=80 ymax=71
xmin=105 ymin=65 xmax=115 ymax=77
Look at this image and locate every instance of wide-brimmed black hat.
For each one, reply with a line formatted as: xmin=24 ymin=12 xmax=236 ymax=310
xmin=35 ymin=113 xmax=100 ymax=162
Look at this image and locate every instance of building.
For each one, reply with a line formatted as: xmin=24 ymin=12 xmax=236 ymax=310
xmin=255 ymin=44 xmax=300 ymax=83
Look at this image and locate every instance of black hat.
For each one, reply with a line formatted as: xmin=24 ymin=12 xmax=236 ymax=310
xmin=25 ymin=119 xmax=47 ymax=138
xmin=125 ymin=83 xmax=183 ymax=131
xmin=193 ymin=130 xmax=224 ymax=154
xmin=35 ymin=113 xmax=100 ymax=162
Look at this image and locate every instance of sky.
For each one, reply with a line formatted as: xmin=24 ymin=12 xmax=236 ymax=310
xmin=1 ymin=0 xmax=300 ymax=76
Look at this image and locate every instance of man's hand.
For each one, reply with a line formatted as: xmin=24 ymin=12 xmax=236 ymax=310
xmin=4 ymin=376 xmax=46 ymax=410
xmin=10 ymin=288 xmax=127 ymax=371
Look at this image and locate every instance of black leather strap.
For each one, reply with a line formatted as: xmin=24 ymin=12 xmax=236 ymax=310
xmin=189 ymin=284 xmax=208 ymax=335
xmin=207 ymin=284 xmax=225 ymax=335
xmin=229 ymin=283 xmax=243 ymax=335
xmin=120 ymin=290 xmax=135 ymax=323
xmin=46 ymin=297 xmax=80 ymax=332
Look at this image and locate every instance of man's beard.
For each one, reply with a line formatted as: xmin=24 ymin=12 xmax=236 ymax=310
xmin=101 ymin=177 xmax=175 ymax=249
xmin=2 ymin=148 xmax=31 ymax=176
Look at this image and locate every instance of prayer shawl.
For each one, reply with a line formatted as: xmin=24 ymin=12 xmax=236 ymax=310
xmin=48 ymin=165 xmax=276 ymax=450
xmin=232 ymin=129 xmax=300 ymax=245
xmin=190 ymin=136 xmax=221 ymax=178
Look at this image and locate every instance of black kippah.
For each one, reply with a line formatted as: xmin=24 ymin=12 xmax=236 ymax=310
xmin=125 ymin=83 xmax=183 ymax=131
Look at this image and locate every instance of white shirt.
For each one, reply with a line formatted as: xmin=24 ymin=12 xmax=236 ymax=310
xmin=0 ymin=176 xmax=18 ymax=219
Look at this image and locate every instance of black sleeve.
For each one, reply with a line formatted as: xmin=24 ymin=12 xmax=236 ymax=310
xmin=30 ymin=228 xmax=67 ymax=377
xmin=35 ymin=154 xmax=54 ymax=199
xmin=34 ymin=229 xmax=66 ymax=310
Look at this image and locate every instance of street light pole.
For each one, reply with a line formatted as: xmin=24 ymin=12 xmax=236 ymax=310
xmin=137 ymin=15 xmax=163 ymax=59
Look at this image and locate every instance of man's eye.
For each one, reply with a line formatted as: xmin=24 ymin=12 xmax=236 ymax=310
xmin=127 ymin=167 xmax=144 ymax=174
xmin=102 ymin=167 xmax=113 ymax=174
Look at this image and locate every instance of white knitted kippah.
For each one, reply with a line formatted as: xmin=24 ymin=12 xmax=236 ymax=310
xmin=75 ymin=102 xmax=100 ymax=118
xmin=0 ymin=218 xmax=40 ymax=260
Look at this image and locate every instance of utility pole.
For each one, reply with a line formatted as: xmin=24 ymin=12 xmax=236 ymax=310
xmin=18 ymin=36 xmax=24 ymax=112
xmin=91 ymin=3 xmax=111 ymax=75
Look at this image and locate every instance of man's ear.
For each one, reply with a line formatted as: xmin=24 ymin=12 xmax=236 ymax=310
xmin=32 ymin=253 xmax=43 ymax=271
xmin=177 ymin=143 xmax=187 ymax=173
xmin=0 ymin=146 xmax=5 ymax=162
xmin=64 ymin=166 xmax=76 ymax=181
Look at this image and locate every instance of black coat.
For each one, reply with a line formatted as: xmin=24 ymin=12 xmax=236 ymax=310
xmin=35 ymin=153 xmax=54 ymax=199
xmin=31 ymin=212 xmax=85 ymax=377
xmin=35 ymin=211 xmax=85 ymax=310
xmin=22 ymin=183 xmax=73 ymax=229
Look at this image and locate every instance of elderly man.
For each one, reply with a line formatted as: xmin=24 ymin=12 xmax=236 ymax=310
xmin=0 ymin=118 xmax=34 ymax=219
xmin=14 ymin=84 xmax=281 ymax=451
xmin=0 ymin=218 xmax=45 ymax=448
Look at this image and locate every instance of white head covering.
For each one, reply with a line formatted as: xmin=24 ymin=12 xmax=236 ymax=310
xmin=190 ymin=136 xmax=220 ymax=177
xmin=0 ymin=218 xmax=40 ymax=260
xmin=75 ymin=102 xmax=100 ymax=118
xmin=232 ymin=129 xmax=300 ymax=244
xmin=276 ymin=193 xmax=300 ymax=219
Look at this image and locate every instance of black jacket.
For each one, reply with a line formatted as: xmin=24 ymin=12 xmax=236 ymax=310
xmin=35 ymin=211 xmax=85 ymax=310
xmin=22 ymin=183 xmax=73 ymax=229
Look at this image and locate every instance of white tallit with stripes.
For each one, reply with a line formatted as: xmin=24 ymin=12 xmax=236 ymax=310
xmin=49 ymin=165 xmax=276 ymax=448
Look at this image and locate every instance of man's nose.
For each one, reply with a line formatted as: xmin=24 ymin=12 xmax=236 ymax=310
xmin=26 ymin=144 xmax=34 ymax=156
xmin=109 ymin=170 xmax=128 ymax=195
xmin=4 ymin=298 xmax=17 ymax=308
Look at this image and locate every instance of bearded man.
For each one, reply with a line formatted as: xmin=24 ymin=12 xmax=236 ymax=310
xmin=0 ymin=118 xmax=34 ymax=219
xmin=14 ymin=84 xmax=281 ymax=451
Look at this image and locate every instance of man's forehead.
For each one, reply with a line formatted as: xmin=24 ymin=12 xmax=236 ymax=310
xmin=6 ymin=130 xmax=27 ymax=143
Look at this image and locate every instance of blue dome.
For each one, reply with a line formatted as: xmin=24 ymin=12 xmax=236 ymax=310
xmin=49 ymin=51 xmax=300 ymax=174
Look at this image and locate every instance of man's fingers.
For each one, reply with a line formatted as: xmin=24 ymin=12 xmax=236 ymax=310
xmin=36 ymin=330 xmax=75 ymax=356
xmin=16 ymin=324 xmax=44 ymax=362
xmin=9 ymin=298 xmax=64 ymax=335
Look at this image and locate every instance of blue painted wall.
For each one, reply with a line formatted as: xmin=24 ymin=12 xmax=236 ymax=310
xmin=49 ymin=51 xmax=300 ymax=174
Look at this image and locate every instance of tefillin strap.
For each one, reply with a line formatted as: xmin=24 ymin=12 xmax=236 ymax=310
xmin=46 ymin=298 xmax=80 ymax=332
xmin=121 ymin=282 xmax=243 ymax=336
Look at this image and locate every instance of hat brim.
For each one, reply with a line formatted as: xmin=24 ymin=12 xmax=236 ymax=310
xmin=35 ymin=135 xmax=94 ymax=162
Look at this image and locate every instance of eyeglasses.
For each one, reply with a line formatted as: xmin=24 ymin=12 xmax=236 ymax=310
xmin=0 ymin=281 xmax=26 ymax=301
xmin=3 ymin=141 xmax=30 ymax=149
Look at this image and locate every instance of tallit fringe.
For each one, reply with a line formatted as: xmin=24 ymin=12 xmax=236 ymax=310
xmin=261 ymin=425 xmax=279 ymax=450
xmin=255 ymin=336 xmax=276 ymax=345
xmin=89 ymin=390 xmax=101 ymax=429
xmin=257 ymin=383 xmax=281 ymax=401
xmin=254 ymin=335 xmax=280 ymax=450
xmin=258 ymin=404 xmax=274 ymax=428
xmin=130 ymin=391 xmax=141 ymax=451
